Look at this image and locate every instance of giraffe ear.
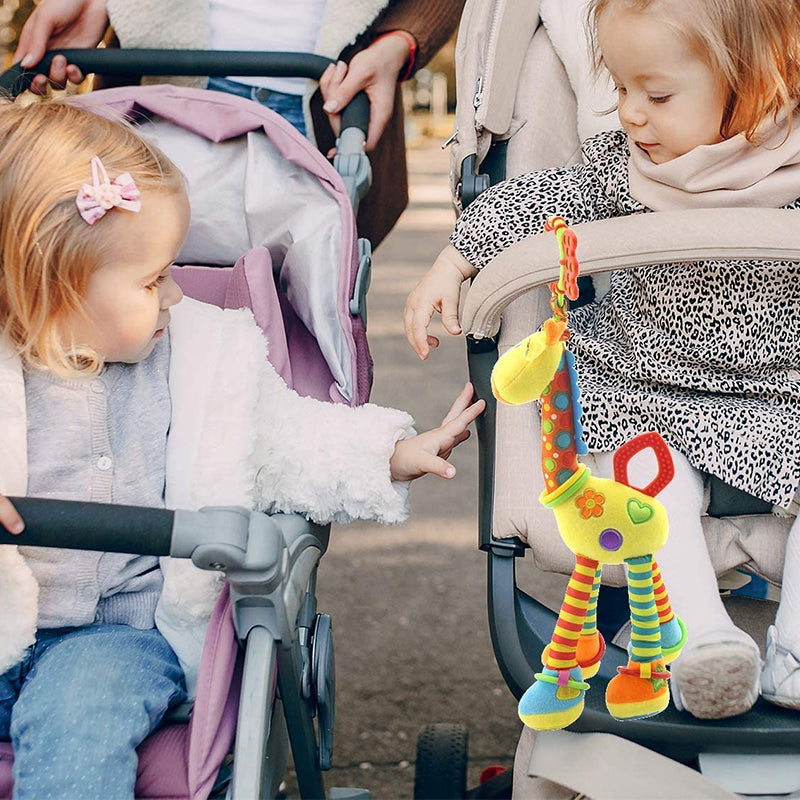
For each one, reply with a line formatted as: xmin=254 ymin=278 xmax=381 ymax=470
xmin=491 ymin=330 xmax=565 ymax=405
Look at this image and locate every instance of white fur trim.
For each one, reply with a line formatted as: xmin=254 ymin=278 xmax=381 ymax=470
xmin=107 ymin=0 xmax=209 ymax=49
xmin=0 ymin=547 xmax=38 ymax=673
xmin=315 ymin=0 xmax=391 ymax=58
xmin=107 ymin=0 xmax=209 ymax=88
xmin=0 ymin=344 xmax=37 ymax=673
xmin=0 ymin=348 xmax=27 ymax=496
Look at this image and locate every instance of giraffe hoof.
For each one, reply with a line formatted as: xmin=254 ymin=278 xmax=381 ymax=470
xmin=660 ymin=617 xmax=687 ymax=664
xmin=542 ymin=631 xmax=605 ymax=679
xmin=518 ymin=667 xmax=588 ymax=731
xmin=605 ymin=660 xmax=670 ymax=720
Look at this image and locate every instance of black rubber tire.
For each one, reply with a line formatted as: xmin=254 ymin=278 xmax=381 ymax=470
xmin=414 ymin=723 xmax=469 ymax=799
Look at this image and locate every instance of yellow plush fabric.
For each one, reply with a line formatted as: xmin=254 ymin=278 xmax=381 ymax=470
xmin=544 ymin=470 xmax=669 ymax=565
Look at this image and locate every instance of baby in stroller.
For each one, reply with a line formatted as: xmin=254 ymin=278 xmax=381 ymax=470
xmin=405 ymin=0 xmax=800 ymax=721
xmin=0 ymin=99 xmax=483 ymax=798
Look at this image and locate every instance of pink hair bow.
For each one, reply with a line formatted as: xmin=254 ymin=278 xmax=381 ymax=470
xmin=76 ymin=156 xmax=142 ymax=225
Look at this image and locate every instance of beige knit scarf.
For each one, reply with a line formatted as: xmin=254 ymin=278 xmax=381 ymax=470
xmin=627 ymin=112 xmax=800 ymax=210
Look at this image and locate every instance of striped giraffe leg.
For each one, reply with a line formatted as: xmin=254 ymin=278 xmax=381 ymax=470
xmin=652 ymin=559 xmax=687 ymax=664
xmin=542 ymin=562 xmax=605 ymax=678
xmin=605 ymin=555 xmax=671 ymax=720
xmin=518 ymin=555 xmax=596 ymax=731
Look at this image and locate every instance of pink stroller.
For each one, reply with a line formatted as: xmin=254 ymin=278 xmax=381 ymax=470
xmin=0 ymin=54 xmax=375 ymax=800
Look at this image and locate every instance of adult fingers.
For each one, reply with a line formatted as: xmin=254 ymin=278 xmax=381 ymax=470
xmin=30 ymin=73 xmax=50 ymax=95
xmin=14 ymin=6 xmax=53 ymax=66
xmin=66 ymin=64 xmax=84 ymax=84
xmin=364 ymin=81 xmax=394 ymax=151
xmin=320 ymin=61 xmax=347 ymax=138
xmin=48 ymin=54 xmax=68 ymax=86
xmin=0 ymin=496 xmax=24 ymax=535
xmin=322 ymin=59 xmax=362 ymax=116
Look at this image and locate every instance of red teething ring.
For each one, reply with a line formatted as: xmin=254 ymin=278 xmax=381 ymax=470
xmin=613 ymin=432 xmax=675 ymax=497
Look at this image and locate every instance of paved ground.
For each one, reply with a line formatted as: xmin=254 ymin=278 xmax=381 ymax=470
xmin=282 ymin=137 xmax=524 ymax=798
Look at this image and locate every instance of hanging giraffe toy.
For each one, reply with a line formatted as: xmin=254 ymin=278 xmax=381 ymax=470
xmin=491 ymin=217 xmax=687 ymax=730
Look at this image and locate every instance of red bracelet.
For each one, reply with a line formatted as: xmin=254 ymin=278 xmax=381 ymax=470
xmin=373 ymin=30 xmax=418 ymax=82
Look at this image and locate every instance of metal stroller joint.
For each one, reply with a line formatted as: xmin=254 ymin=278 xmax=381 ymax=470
xmin=173 ymin=508 xmax=327 ymax=645
xmin=334 ymin=127 xmax=372 ymax=216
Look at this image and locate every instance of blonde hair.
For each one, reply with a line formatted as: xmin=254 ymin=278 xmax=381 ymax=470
xmin=588 ymin=0 xmax=800 ymax=142
xmin=0 ymin=100 xmax=183 ymax=377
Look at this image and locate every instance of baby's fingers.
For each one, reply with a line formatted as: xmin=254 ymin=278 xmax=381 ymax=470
xmin=0 ymin=495 xmax=24 ymax=535
xmin=441 ymin=292 xmax=462 ymax=335
xmin=444 ymin=396 xmax=486 ymax=432
xmin=403 ymin=299 xmax=436 ymax=360
xmin=417 ymin=452 xmax=457 ymax=480
xmin=441 ymin=382 xmax=476 ymax=425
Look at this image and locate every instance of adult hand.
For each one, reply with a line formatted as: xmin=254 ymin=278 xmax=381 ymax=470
xmin=319 ymin=31 xmax=415 ymax=151
xmin=389 ymin=382 xmax=485 ymax=482
xmin=0 ymin=493 xmax=24 ymax=535
xmin=14 ymin=0 xmax=109 ymax=94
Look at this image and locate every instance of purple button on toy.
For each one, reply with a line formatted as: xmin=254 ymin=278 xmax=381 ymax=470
xmin=599 ymin=528 xmax=623 ymax=551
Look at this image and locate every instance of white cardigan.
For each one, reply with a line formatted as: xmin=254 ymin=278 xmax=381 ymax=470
xmin=0 ymin=298 xmax=413 ymax=693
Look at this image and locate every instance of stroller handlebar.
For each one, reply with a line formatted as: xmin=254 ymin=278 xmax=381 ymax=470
xmin=0 ymin=50 xmax=370 ymax=138
xmin=2 ymin=496 xmax=175 ymax=555
xmin=1 ymin=497 xmax=328 ymax=566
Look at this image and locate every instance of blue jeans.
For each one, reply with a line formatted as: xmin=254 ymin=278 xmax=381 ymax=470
xmin=207 ymin=76 xmax=307 ymax=136
xmin=1 ymin=625 xmax=186 ymax=799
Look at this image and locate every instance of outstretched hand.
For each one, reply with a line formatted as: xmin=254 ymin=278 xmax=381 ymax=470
xmin=14 ymin=0 xmax=109 ymax=93
xmin=390 ymin=382 xmax=485 ymax=482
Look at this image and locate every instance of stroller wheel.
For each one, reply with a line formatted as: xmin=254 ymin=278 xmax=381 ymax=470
xmin=414 ymin=723 xmax=468 ymax=799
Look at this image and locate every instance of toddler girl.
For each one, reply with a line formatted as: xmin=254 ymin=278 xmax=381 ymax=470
xmin=0 ymin=99 xmax=483 ymax=799
xmin=405 ymin=0 xmax=800 ymax=719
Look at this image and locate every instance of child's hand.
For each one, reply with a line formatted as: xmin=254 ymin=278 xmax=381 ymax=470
xmin=0 ymin=493 xmax=24 ymax=534
xmin=390 ymin=382 xmax=485 ymax=482
xmin=404 ymin=245 xmax=478 ymax=360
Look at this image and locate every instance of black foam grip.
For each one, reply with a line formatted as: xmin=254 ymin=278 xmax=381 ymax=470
xmin=1 ymin=497 xmax=174 ymax=556
xmin=0 ymin=50 xmax=370 ymax=138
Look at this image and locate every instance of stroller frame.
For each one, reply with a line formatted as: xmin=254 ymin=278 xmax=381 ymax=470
xmin=3 ymin=500 xmax=335 ymax=799
xmin=444 ymin=3 xmax=800 ymax=784
xmin=0 ymin=51 xmax=377 ymax=800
